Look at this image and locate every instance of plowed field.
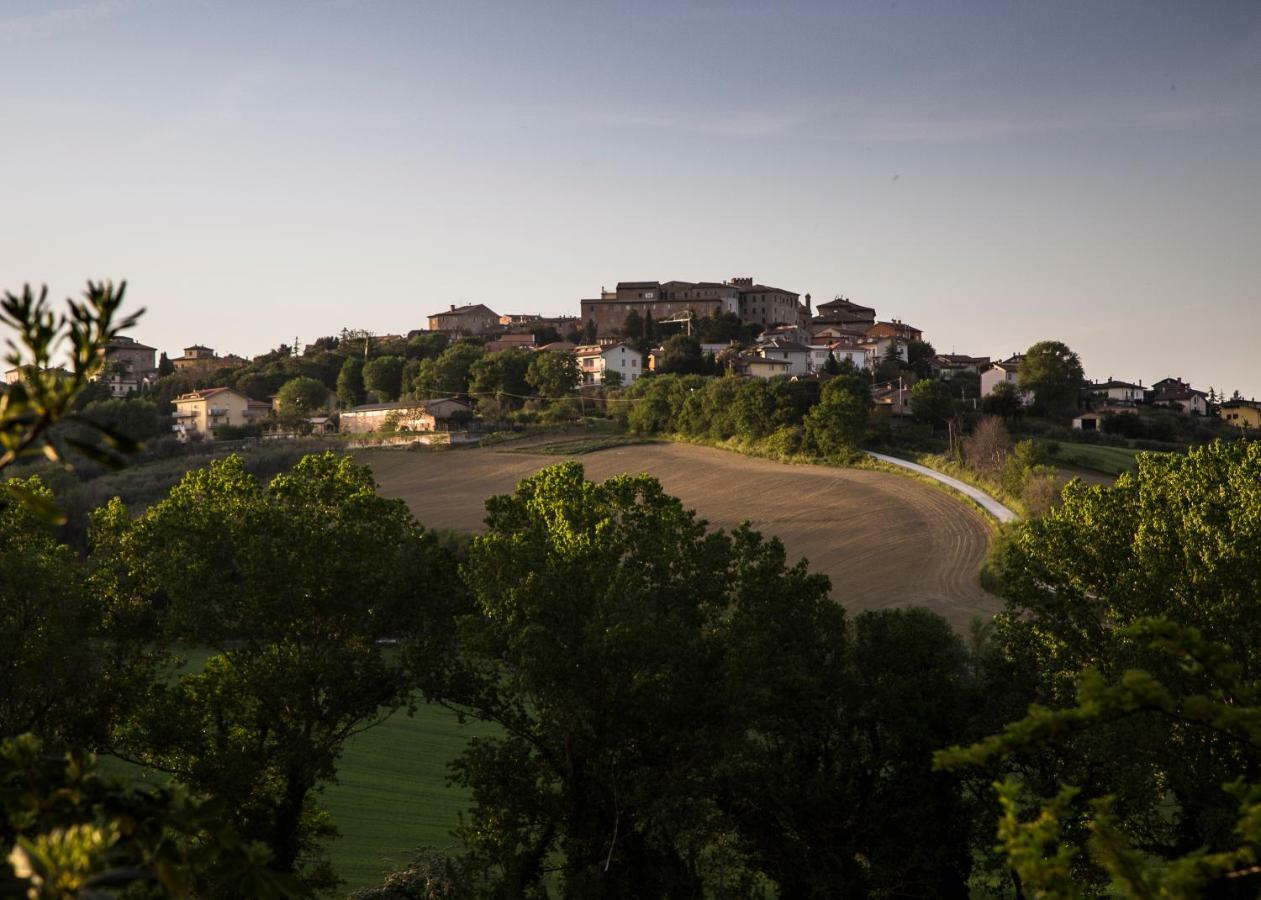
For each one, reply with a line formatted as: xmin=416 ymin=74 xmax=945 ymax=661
xmin=360 ymin=441 xmax=1000 ymax=630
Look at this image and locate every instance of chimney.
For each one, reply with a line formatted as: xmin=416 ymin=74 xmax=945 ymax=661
xmin=450 ymin=304 xmax=455 ymax=311
xmin=805 ymin=293 xmax=812 ymax=315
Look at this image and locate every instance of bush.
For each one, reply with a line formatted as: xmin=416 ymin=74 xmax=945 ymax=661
xmin=760 ymin=425 xmax=804 ymax=458
xmin=539 ymin=398 xmax=582 ymax=424
xmin=212 ymin=423 xmax=262 ymax=441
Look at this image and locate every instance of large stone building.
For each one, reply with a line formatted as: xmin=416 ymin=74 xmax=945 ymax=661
xmin=812 ymin=296 xmax=876 ymax=334
xmin=579 ymin=277 xmax=809 ymax=337
xmin=172 ymin=345 xmax=248 ymax=378
xmin=427 ymin=304 xmax=500 ymax=336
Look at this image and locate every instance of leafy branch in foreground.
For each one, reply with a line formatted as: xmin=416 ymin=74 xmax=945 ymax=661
xmin=0 ymin=733 xmax=299 ymax=899
xmin=0 ymin=282 xmax=143 ymax=517
xmin=937 ymin=618 xmax=1261 ymax=898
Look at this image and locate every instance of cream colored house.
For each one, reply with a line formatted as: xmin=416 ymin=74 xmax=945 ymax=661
xmin=172 ymin=387 xmax=271 ymax=439
xmin=339 ymin=398 xmax=473 ymax=434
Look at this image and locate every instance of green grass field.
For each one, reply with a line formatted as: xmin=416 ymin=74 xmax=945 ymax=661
xmin=101 ymin=646 xmax=489 ymax=891
xmin=324 ymin=702 xmax=491 ymax=889
xmin=1051 ymin=441 xmax=1144 ymax=476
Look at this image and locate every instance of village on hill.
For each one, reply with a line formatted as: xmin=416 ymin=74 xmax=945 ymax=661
xmin=9 ymin=274 xmax=1256 ymax=447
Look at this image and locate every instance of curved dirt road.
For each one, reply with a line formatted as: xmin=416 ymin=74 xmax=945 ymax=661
xmin=361 ymin=442 xmax=1000 ymax=631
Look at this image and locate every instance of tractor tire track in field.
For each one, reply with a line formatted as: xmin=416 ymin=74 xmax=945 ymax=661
xmin=359 ymin=442 xmax=1000 ymax=631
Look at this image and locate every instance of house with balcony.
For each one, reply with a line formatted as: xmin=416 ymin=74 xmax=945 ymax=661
xmin=574 ymin=343 xmax=643 ymax=386
xmin=172 ymin=387 xmax=271 ymax=440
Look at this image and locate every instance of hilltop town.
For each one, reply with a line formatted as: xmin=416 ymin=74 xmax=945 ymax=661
xmin=10 ymin=275 xmax=1256 ymax=447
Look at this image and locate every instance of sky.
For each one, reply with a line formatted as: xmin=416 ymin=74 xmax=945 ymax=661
xmin=2 ymin=0 xmax=1259 ymax=395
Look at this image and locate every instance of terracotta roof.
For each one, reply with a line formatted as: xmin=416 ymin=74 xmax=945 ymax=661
xmin=428 ymin=303 xmax=498 ymax=318
xmin=106 ymin=336 xmax=156 ymax=352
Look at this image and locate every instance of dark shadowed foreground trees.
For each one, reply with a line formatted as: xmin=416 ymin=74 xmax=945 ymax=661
xmin=942 ymin=440 xmax=1261 ymax=897
xmin=414 ymin=461 xmax=982 ymax=898
xmin=92 ymin=452 xmax=463 ymax=891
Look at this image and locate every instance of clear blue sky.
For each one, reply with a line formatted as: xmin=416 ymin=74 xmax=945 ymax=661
xmin=3 ymin=0 xmax=1259 ymax=395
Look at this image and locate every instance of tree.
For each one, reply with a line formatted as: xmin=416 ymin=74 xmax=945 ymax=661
xmin=337 ymin=356 xmax=366 ymax=407
xmin=696 ymin=311 xmax=754 ymax=345
xmin=601 ymin=369 xmax=624 ymax=389
xmin=157 ymin=351 xmax=175 ymax=377
xmin=875 ymin=341 xmax=904 ymax=382
xmin=0 ymin=282 xmax=141 ymax=503
xmin=643 ymin=311 xmax=656 ymax=342
xmin=275 ymin=376 xmax=329 ymax=419
xmin=625 ymin=374 xmax=696 ymax=434
xmin=660 ymin=334 xmax=704 ymax=375
xmin=911 ymin=378 xmax=954 ymax=429
xmin=76 ymin=397 xmax=163 ymax=442
xmin=93 ymin=453 xmax=461 ymax=889
xmin=803 ymin=375 xmax=870 ymax=457
xmin=413 ymin=343 xmax=484 ymax=399
xmin=468 ymin=348 xmax=532 ymax=406
xmin=726 ymin=607 xmax=977 ymax=897
xmin=944 ymin=440 xmax=1261 ymax=895
xmin=982 ymin=380 xmax=1023 ymax=418
xmin=1018 ymin=340 xmax=1084 ymax=418
xmin=363 ymin=355 xmax=406 ymax=402
xmin=621 ymin=309 xmax=643 ymax=340
xmin=524 ymin=350 xmax=578 ymax=399
xmin=533 ymin=325 xmax=560 ymax=345
xmin=582 ymin=319 xmax=597 ymax=344
xmin=823 ymin=351 xmax=841 ymax=375
xmin=429 ymin=462 xmax=832 ymax=896
xmin=407 ymin=332 xmax=449 ymax=361
xmin=0 ymin=477 xmax=124 ymax=747
xmin=1 ymin=734 xmax=299 ymax=899
xmin=907 ymin=340 xmax=937 ymax=380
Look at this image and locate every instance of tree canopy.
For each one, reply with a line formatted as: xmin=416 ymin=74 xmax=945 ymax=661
xmin=1019 ymin=340 xmax=1084 ymax=417
xmin=362 ymin=355 xmax=406 ymax=401
xmin=524 ymin=350 xmax=579 ymax=399
xmin=943 ymin=440 xmax=1261 ymax=896
xmin=92 ymin=453 xmax=462 ymax=889
xmin=803 ymin=374 xmax=870 ymax=457
xmin=275 ymin=376 xmax=329 ymax=418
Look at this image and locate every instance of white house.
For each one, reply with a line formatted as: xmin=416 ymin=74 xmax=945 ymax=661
xmin=807 ymin=344 xmax=866 ymax=373
xmin=755 ymin=340 xmax=811 ymax=376
xmin=575 ymin=343 xmax=643 ymax=386
xmin=861 ymin=336 xmax=908 ymax=370
xmin=980 ymin=355 xmax=1034 ymax=406
xmin=1089 ymin=379 xmax=1145 ymax=405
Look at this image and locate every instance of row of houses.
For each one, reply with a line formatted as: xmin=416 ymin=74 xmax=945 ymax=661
xmin=168 ymin=386 xmax=477 ymax=441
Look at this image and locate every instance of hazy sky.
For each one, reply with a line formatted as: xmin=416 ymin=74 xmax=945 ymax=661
xmin=3 ymin=0 xmax=1259 ymax=395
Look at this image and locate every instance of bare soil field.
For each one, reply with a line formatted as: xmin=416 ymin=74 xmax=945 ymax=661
xmin=359 ymin=442 xmax=1000 ymax=631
